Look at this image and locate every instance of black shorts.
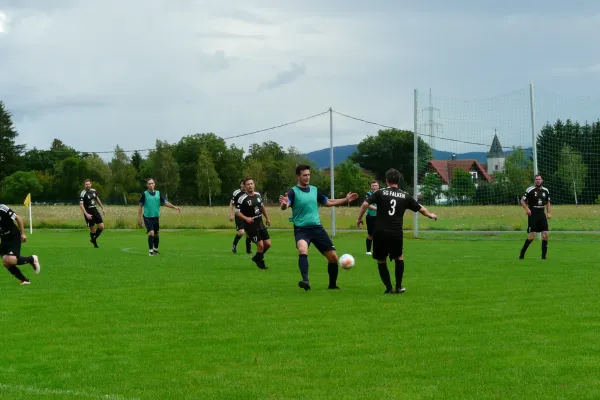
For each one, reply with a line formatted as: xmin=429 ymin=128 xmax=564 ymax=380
xmin=366 ymin=215 xmax=377 ymax=236
xmin=528 ymin=213 xmax=549 ymax=233
xmin=235 ymin=216 xmax=245 ymax=232
xmin=144 ymin=217 xmax=160 ymax=233
xmin=0 ymin=234 xmax=21 ymax=258
xmin=247 ymin=228 xmax=270 ymax=243
xmin=84 ymin=209 xmax=103 ymax=227
xmin=372 ymin=231 xmax=403 ymax=261
xmin=294 ymin=225 xmax=335 ymax=254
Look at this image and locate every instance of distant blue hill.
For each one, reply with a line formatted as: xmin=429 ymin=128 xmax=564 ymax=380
xmin=304 ymin=145 xmax=533 ymax=168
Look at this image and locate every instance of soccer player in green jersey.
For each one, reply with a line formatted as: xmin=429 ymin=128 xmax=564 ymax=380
xmin=279 ymin=165 xmax=358 ymax=291
xmin=137 ymin=178 xmax=181 ymax=256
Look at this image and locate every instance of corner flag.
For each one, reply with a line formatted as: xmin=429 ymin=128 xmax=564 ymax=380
xmin=23 ymin=193 xmax=32 ymax=234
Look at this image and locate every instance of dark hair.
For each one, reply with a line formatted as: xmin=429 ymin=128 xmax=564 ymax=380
xmin=239 ymin=178 xmax=245 ymax=184
xmin=535 ymin=174 xmax=542 ymax=179
xmin=370 ymin=180 xmax=379 ymax=185
xmin=146 ymin=178 xmax=155 ymax=183
xmin=296 ymin=164 xmax=310 ymax=175
xmin=243 ymin=177 xmax=254 ymax=184
xmin=83 ymin=179 xmax=92 ymax=184
xmin=385 ymin=169 xmax=403 ymax=185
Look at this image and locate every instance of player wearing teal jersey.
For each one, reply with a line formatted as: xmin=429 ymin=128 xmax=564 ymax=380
xmin=137 ymin=178 xmax=181 ymax=256
xmin=279 ymin=165 xmax=358 ymax=291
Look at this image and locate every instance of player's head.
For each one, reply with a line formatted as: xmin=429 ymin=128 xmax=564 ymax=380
xmin=385 ymin=169 xmax=403 ymax=187
xmin=296 ymin=164 xmax=311 ymax=186
xmin=534 ymin=174 xmax=543 ymax=187
xmin=244 ymin=178 xmax=255 ymax=193
xmin=239 ymin=178 xmax=246 ymax=191
xmin=370 ymin=180 xmax=379 ymax=191
xmin=83 ymin=179 xmax=92 ymax=190
xmin=146 ymin=178 xmax=156 ymax=191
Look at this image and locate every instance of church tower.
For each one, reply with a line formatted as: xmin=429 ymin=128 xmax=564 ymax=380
xmin=487 ymin=131 xmax=505 ymax=173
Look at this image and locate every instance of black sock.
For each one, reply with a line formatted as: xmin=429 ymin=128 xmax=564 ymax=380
xmin=17 ymin=256 xmax=34 ymax=265
xmin=95 ymin=229 xmax=103 ymax=238
xmin=8 ymin=266 xmax=28 ymax=282
xmin=328 ymin=262 xmax=339 ymax=288
xmin=153 ymin=236 xmax=159 ymax=249
xmin=254 ymin=251 xmax=265 ymax=268
xmin=298 ymin=254 xmax=309 ymax=281
xmin=148 ymin=236 xmax=154 ymax=250
xmin=542 ymin=240 xmax=548 ymax=258
xmin=90 ymin=232 xmax=95 ymax=241
xmin=245 ymin=237 xmax=252 ymax=252
xmin=521 ymin=239 xmax=533 ymax=254
xmin=395 ymin=259 xmax=405 ymax=289
xmin=366 ymin=238 xmax=373 ymax=252
xmin=377 ymin=263 xmax=393 ymax=290
xmin=263 ymin=246 xmax=270 ymax=254
xmin=233 ymin=235 xmax=242 ymax=246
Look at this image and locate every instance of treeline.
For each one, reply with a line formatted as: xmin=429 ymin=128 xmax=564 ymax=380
xmin=1 ymin=100 xmax=598 ymax=206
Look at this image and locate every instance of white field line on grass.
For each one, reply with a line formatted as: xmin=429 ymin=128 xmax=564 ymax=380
xmin=0 ymin=383 xmax=140 ymax=400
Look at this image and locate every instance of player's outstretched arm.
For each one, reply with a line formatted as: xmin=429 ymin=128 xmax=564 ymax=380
xmin=325 ymin=192 xmax=359 ymax=207
xmin=356 ymin=201 xmax=370 ymax=228
xmin=165 ymin=201 xmax=181 ymax=212
xmin=418 ymin=206 xmax=438 ymax=221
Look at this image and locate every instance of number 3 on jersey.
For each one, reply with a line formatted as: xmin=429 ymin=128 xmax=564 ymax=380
xmin=388 ymin=199 xmax=396 ymax=215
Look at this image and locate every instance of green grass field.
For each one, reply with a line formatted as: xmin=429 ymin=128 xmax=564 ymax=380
xmin=8 ymin=204 xmax=600 ymax=231
xmin=1 ymin=230 xmax=599 ymax=399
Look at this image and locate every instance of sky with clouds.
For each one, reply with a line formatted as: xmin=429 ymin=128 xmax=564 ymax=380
xmin=1 ymin=0 xmax=600 ymax=159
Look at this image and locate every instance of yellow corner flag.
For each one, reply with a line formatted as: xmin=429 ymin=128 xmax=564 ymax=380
xmin=23 ymin=193 xmax=33 ymax=233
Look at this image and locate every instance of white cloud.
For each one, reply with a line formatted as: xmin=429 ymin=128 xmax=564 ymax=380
xmin=0 ymin=10 xmax=8 ymax=33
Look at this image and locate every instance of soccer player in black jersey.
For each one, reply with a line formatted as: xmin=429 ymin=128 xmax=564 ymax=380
xmin=0 ymin=204 xmax=41 ymax=285
xmin=364 ymin=180 xmax=379 ymax=255
xmin=235 ymin=178 xmax=271 ymax=269
xmin=229 ymin=179 xmax=252 ymax=254
xmin=519 ymin=174 xmax=552 ymax=259
xmin=357 ymin=169 xmax=438 ymax=294
xmin=79 ymin=179 xmax=106 ymax=248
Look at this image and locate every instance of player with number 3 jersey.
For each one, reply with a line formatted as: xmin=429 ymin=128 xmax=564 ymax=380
xmin=357 ymin=168 xmax=438 ymax=294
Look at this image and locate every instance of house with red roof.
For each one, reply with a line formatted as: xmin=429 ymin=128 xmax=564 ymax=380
xmin=418 ymin=133 xmax=506 ymax=204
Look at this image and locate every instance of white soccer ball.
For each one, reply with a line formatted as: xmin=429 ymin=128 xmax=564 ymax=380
xmin=339 ymin=254 xmax=355 ymax=270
